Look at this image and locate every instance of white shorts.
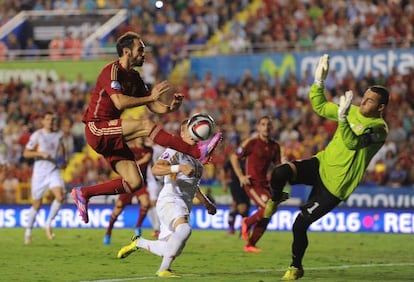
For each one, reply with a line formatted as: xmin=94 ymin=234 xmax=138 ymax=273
xmin=156 ymin=196 xmax=190 ymax=240
xmin=31 ymin=169 xmax=65 ymax=200
xmin=146 ymin=166 xmax=162 ymax=201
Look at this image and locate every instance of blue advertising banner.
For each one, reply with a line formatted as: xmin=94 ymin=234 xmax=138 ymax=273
xmin=190 ymin=48 xmax=414 ymax=84
xmin=289 ymin=184 xmax=414 ymax=209
xmin=1 ymin=204 xmax=413 ymax=234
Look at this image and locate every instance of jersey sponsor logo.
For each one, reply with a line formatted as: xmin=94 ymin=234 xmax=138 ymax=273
xmin=110 ymin=80 xmax=121 ymax=90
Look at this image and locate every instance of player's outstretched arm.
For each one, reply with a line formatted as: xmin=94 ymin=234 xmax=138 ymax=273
xmin=152 ymin=159 xmax=194 ymax=177
xmin=314 ymin=54 xmax=329 ymax=86
xmin=309 ymin=54 xmax=339 ymax=120
xmin=110 ymin=81 xmax=173 ymax=111
xmin=195 ymin=188 xmax=217 ymax=215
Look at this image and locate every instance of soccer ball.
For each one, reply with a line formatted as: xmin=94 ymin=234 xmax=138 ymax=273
xmin=187 ymin=113 xmax=215 ymax=141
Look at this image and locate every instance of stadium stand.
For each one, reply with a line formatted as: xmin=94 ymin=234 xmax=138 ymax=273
xmin=0 ymin=0 xmax=413 ymax=204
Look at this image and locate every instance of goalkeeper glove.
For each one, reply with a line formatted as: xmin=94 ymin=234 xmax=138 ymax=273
xmin=314 ymin=54 xmax=329 ymax=86
xmin=338 ymin=90 xmax=353 ymax=122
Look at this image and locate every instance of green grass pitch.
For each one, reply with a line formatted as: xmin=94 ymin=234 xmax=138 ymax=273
xmin=1 ymin=228 xmax=413 ymax=282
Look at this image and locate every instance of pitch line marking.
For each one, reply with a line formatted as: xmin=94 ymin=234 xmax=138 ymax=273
xmin=82 ymin=262 xmax=414 ymax=282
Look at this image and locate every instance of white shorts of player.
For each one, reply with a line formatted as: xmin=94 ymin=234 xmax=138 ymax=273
xmin=31 ymin=168 xmax=65 ymax=200
xmin=146 ymin=166 xmax=162 ymax=201
xmin=156 ymin=196 xmax=191 ymax=241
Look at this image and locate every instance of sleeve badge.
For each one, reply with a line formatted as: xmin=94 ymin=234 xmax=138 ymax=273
xmin=111 ymin=80 xmax=121 ymax=90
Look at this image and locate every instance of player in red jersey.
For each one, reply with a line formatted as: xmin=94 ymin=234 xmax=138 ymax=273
xmin=103 ymin=137 xmax=153 ymax=245
xmin=230 ymin=116 xmax=282 ymax=253
xmin=71 ymin=32 xmax=222 ymax=223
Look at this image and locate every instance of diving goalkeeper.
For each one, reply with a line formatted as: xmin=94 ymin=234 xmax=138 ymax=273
xmin=264 ymin=54 xmax=390 ymax=280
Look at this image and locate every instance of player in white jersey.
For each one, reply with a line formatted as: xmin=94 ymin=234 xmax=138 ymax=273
xmin=23 ymin=112 xmax=66 ymax=244
xmin=117 ymin=118 xmax=217 ymax=278
xmin=145 ymin=141 xmax=164 ymax=238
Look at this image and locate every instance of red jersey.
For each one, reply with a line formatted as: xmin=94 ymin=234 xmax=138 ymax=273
xmin=83 ymin=60 xmax=149 ymax=122
xmin=236 ymin=137 xmax=281 ymax=186
xmin=130 ymin=145 xmax=153 ymax=182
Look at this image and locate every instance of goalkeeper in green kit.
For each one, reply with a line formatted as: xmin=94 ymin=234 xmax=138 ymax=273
xmin=264 ymin=54 xmax=390 ymax=281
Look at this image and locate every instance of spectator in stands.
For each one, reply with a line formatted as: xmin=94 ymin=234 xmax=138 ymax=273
xmin=155 ymin=45 xmax=172 ymax=81
xmin=63 ymin=32 xmax=83 ymax=60
xmin=49 ymin=34 xmax=64 ymax=60
xmin=387 ymin=159 xmax=408 ymax=188
xmin=70 ymin=110 xmax=86 ymax=153
xmin=24 ymin=38 xmax=40 ymax=59
xmin=2 ymin=166 xmax=19 ymax=204
xmin=6 ymin=34 xmax=21 ymax=60
xmin=140 ymin=52 xmax=157 ymax=89
xmin=60 ymin=118 xmax=75 ymax=162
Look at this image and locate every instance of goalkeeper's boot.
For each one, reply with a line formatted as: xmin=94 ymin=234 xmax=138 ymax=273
xmin=117 ymin=235 xmax=139 ymax=259
xmin=197 ymin=132 xmax=222 ymax=164
xmin=103 ymin=234 xmax=111 ymax=245
xmin=71 ymin=187 xmax=89 ymax=223
xmin=156 ymin=269 xmax=181 ymax=278
xmin=281 ymin=266 xmax=304 ymax=281
xmin=263 ymin=192 xmax=290 ymax=219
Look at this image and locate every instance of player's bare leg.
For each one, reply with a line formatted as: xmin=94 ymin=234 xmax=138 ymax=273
xmin=45 ymin=225 xmax=55 ymax=240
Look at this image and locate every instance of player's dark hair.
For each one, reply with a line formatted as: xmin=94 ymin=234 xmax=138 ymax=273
xmin=258 ymin=115 xmax=272 ymax=123
xmin=116 ymin=32 xmax=140 ymax=57
xmin=369 ymin=85 xmax=389 ymax=106
xmin=43 ymin=111 xmax=54 ymax=117
xmin=182 ymin=119 xmax=189 ymax=127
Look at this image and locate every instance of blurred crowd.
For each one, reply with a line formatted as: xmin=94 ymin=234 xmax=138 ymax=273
xmin=0 ymin=61 xmax=413 ymax=204
xmin=0 ymin=0 xmax=414 ymax=204
xmin=1 ymin=0 xmax=414 ymax=62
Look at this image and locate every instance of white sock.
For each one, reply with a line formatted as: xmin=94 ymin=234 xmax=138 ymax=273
xmin=26 ymin=207 xmax=37 ymax=231
xmin=137 ymin=237 xmax=167 ymax=257
xmin=46 ymin=200 xmax=62 ymax=227
xmin=158 ymin=223 xmax=192 ymax=272
xmin=147 ymin=207 xmax=160 ymax=231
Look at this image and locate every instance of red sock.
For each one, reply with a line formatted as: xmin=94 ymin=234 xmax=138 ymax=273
xmin=249 ymin=217 xmax=270 ymax=246
xmin=106 ymin=214 xmax=118 ymax=235
xmin=245 ymin=209 xmax=263 ymax=227
xmin=135 ymin=207 xmax=148 ymax=228
xmin=82 ymin=178 xmax=133 ymax=198
xmin=149 ymin=125 xmax=200 ymax=158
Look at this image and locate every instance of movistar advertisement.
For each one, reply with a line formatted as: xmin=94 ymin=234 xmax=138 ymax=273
xmin=190 ymin=48 xmax=414 ymax=84
xmin=1 ymin=205 xmax=413 ymax=234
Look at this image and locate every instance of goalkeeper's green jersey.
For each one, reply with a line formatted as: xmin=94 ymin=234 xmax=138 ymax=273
xmin=309 ymin=84 xmax=388 ymax=200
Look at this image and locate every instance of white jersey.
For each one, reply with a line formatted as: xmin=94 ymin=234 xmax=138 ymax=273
xmin=156 ymin=148 xmax=203 ymax=240
xmin=145 ymin=143 xmax=165 ymax=201
xmin=25 ymin=128 xmax=63 ymax=174
xmin=157 ymin=148 xmax=203 ymax=208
